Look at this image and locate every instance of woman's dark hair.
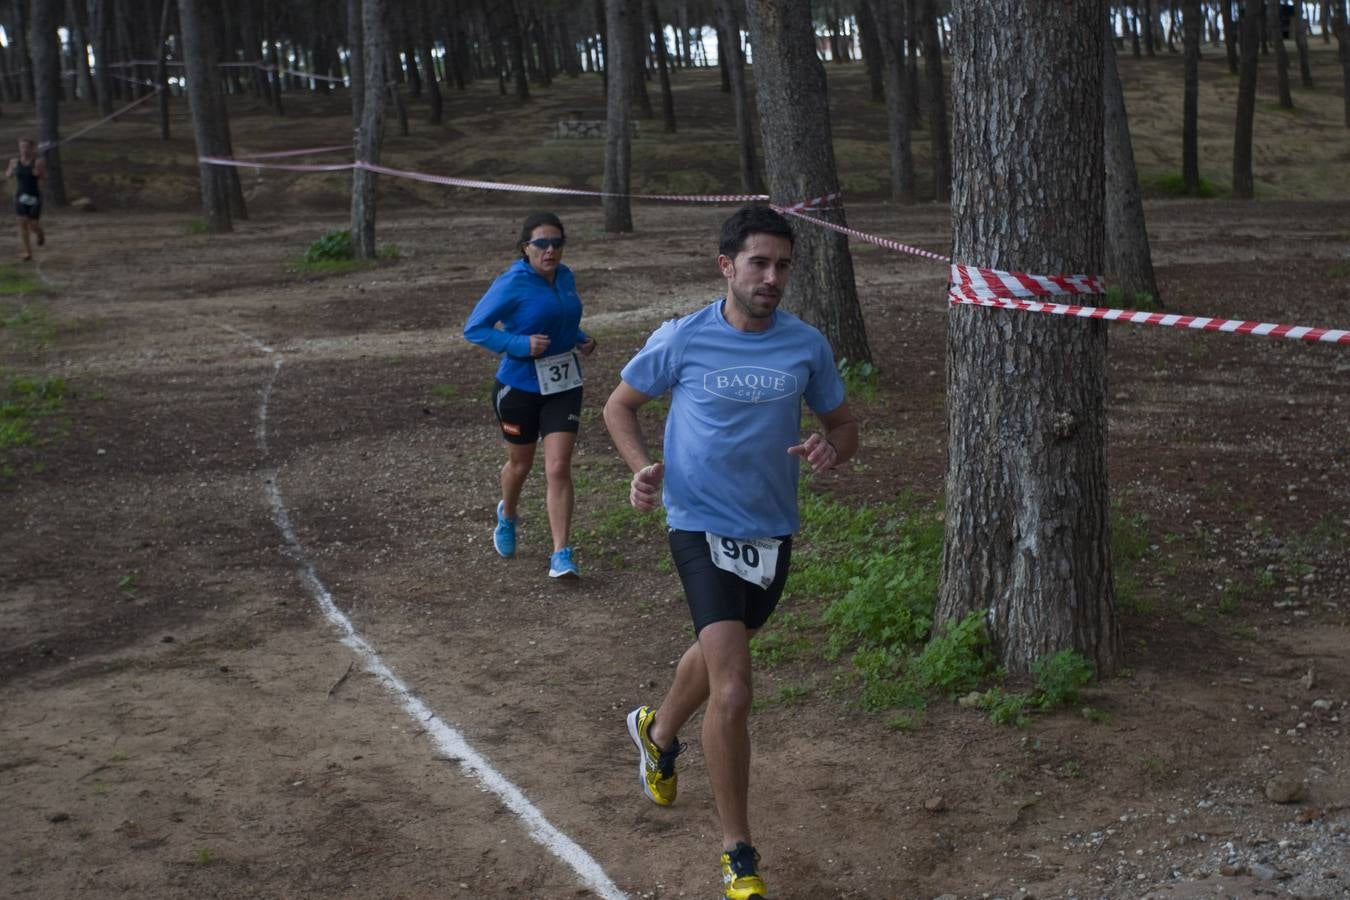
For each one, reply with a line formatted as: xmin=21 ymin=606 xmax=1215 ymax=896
xmin=517 ymin=212 xmax=565 ymax=256
xmin=718 ymin=205 xmax=793 ymax=258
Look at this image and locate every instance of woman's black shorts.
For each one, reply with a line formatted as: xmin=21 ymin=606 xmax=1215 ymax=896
xmin=668 ymin=529 xmax=793 ymax=635
xmin=492 ymin=380 xmax=582 ymax=444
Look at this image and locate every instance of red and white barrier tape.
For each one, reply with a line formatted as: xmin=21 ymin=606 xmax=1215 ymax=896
xmin=39 ymin=87 xmax=161 ymax=151
xmin=948 ymin=265 xmax=1348 ymax=344
xmin=778 ymin=205 xmax=951 ymax=262
xmin=233 ymin=146 xmax=351 ymax=160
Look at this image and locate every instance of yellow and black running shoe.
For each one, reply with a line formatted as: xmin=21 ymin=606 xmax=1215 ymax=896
xmin=625 ymin=705 xmax=683 ymax=806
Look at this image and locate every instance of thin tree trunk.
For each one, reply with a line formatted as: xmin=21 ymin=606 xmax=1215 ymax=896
xmin=650 ymin=0 xmax=676 ymax=132
xmin=719 ymin=0 xmax=761 ymax=193
xmin=1105 ymin=11 xmax=1161 ymax=305
xmin=629 ymin=0 xmax=653 ymax=118
xmin=1269 ymin=0 xmax=1294 ymax=105
xmin=386 ymin=47 xmax=409 ymax=136
xmin=30 ymin=0 xmax=66 ymax=205
xmin=920 ymin=0 xmax=950 ymax=201
xmin=348 ymin=0 xmax=364 ymax=123
xmin=419 ymin=0 xmax=443 ymax=125
xmin=856 ymin=0 xmax=885 ymax=102
xmin=941 ymin=0 xmax=1119 ymax=677
xmin=1335 ymin=1 xmax=1350 ymax=127
xmin=352 ymin=0 xmax=386 ymax=259
xmin=865 ymin=0 xmax=915 ymax=204
xmin=1143 ymin=0 xmax=1157 ymax=54
xmin=66 ymin=0 xmax=96 ymax=105
xmin=1233 ymin=0 xmax=1261 ymax=196
xmin=1223 ymin=0 xmax=1239 ymax=72
xmin=744 ymin=0 xmax=872 ymax=364
xmin=1182 ymin=0 xmax=1201 ymax=191
xmin=1294 ymin=1 xmax=1313 ymax=86
xmin=603 ymin=0 xmax=633 ymax=233
xmin=157 ymin=0 xmax=173 ymax=140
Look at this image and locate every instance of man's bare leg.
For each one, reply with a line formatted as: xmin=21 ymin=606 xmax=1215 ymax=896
xmin=694 ymin=618 xmax=755 ymax=850
xmin=16 ymin=217 xmax=30 ymax=259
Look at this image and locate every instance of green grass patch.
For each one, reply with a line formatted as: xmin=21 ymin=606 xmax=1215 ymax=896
xmin=1104 ymin=284 xmax=1160 ymax=313
xmin=1147 ymin=171 xmax=1222 ymax=198
xmin=836 ymin=357 xmax=881 ymax=405
xmin=1329 ymin=260 xmax=1350 ymax=279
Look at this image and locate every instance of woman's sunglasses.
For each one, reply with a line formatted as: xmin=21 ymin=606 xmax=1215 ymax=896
xmin=527 ymin=237 xmax=566 ymax=250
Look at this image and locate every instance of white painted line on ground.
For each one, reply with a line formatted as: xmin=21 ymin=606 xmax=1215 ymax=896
xmin=240 ymin=336 xmax=626 ymax=900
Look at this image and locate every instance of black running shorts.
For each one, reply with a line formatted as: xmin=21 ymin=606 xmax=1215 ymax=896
xmin=492 ymin=380 xmax=582 ymax=445
xmin=668 ymin=529 xmax=793 ymax=635
xmin=15 ymin=198 xmax=40 ymax=220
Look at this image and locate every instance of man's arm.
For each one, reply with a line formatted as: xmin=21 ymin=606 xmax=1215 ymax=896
xmin=789 ymin=400 xmax=859 ymax=474
xmin=603 ymin=381 xmax=664 ymax=510
xmin=4 ymin=159 xmax=15 ymax=178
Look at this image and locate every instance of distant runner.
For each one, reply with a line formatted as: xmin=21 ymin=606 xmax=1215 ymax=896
xmin=464 ymin=211 xmax=596 ymax=579
xmin=6 ymin=138 xmax=47 ymax=262
xmin=604 ymin=205 xmax=859 ymax=900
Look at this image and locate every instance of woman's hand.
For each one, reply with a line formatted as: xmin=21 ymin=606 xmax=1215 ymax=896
xmin=577 ymin=336 xmax=597 ymax=356
xmin=528 ymin=334 xmax=551 ymax=356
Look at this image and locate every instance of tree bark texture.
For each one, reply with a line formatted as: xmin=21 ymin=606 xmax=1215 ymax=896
xmin=940 ymin=0 xmax=1120 ymax=676
xmin=347 ymin=0 xmax=364 ymax=123
xmin=650 ymin=0 xmax=676 ymax=132
xmin=745 ymin=0 xmax=871 ymax=364
xmin=65 ymin=0 xmax=96 ymax=105
xmin=1233 ymin=0 xmax=1260 ymax=196
xmin=178 ymin=0 xmax=233 ymax=231
xmin=602 ymin=0 xmax=633 ymax=233
xmin=351 ymin=0 xmax=386 ymax=258
xmin=1335 ymin=1 xmax=1350 ymax=127
xmin=30 ymin=0 xmax=65 ymax=205
xmin=1104 ymin=12 xmax=1161 ymax=306
xmin=1293 ymin=1 xmax=1313 ymax=87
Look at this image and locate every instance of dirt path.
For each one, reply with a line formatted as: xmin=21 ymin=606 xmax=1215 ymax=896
xmin=2 ymin=198 xmax=1348 ymax=899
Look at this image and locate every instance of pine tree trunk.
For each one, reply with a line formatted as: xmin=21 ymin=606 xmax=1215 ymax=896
xmin=13 ymin=0 xmax=33 ymax=102
xmin=744 ymin=0 xmax=872 ymax=364
xmin=1105 ymin=11 xmax=1161 ymax=305
xmin=1336 ymin=2 xmax=1350 ymax=127
xmin=1268 ymin=0 xmax=1294 ymax=106
xmin=719 ymin=0 xmax=761 ymax=193
xmin=179 ymin=0 xmax=232 ymax=232
xmin=1182 ymin=0 xmax=1202 ymax=191
xmin=30 ymin=0 xmax=66 ymax=205
xmin=855 ymin=0 xmax=885 ymax=102
xmin=920 ymin=0 xmax=950 ymax=201
xmin=864 ymin=0 xmax=915 ymax=204
xmin=1233 ymin=1 xmax=1260 ymax=196
xmin=603 ymin=0 xmax=633 ymax=233
xmin=348 ymin=0 xmax=364 ymax=123
xmin=940 ymin=0 xmax=1120 ymax=677
xmin=352 ymin=0 xmax=385 ymax=259
xmin=1294 ymin=2 xmax=1313 ymax=87
xmin=65 ymin=0 xmax=96 ymax=105
xmin=1223 ymin=0 xmax=1239 ymax=72
xmin=629 ymin=0 xmax=653 ymax=118
xmin=650 ymin=0 xmax=676 ymax=132
xmin=157 ymin=0 xmax=173 ymax=140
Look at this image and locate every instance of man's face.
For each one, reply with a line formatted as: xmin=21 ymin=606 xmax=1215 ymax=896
xmin=18 ymin=140 xmax=33 ymax=157
xmin=719 ymin=232 xmax=793 ymax=321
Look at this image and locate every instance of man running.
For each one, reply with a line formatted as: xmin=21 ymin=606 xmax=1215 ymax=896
xmin=6 ymin=138 xmax=46 ymax=261
xmin=603 ymin=205 xmax=858 ymax=900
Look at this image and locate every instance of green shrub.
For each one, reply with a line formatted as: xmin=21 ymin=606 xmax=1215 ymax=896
xmin=305 ymin=229 xmax=355 ymax=263
xmin=1030 ymin=649 xmax=1094 ymax=709
xmin=912 ymin=611 xmax=992 ymax=696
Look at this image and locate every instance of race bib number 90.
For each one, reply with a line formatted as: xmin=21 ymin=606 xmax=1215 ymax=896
xmin=705 ymin=533 xmax=781 ymax=589
xmin=534 ymin=350 xmax=583 ymax=396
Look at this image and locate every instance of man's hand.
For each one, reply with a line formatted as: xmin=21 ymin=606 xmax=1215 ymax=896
xmin=630 ymin=462 xmax=664 ymax=511
xmin=528 ymin=334 xmax=551 ymax=356
xmin=788 ymin=433 xmax=838 ymax=474
xmin=577 ymin=336 xmax=597 ymax=356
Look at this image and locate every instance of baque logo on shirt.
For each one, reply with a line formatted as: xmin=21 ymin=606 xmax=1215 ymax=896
xmin=703 ymin=366 xmax=798 ymax=404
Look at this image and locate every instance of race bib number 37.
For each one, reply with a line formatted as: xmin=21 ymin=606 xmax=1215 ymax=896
xmin=534 ymin=350 xmax=583 ymax=395
xmin=705 ymin=533 xmax=781 ymax=589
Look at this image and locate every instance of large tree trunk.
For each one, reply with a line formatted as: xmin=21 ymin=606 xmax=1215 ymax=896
xmin=352 ymin=0 xmax=385 ymax=259
xmin=1233 ymin=0 xmax=1261 ymax=196
xmin=629 ymin=0 xmax=653 ymax=117
xmin=855 ymin=0 xmax=885 ymax=102
xmin=864 ymin=0 xmax=915 ymax=204
xmin=1104 ymin=11 xmax=1161 ymax=305
xmin=939 ymin=0 xmax=1120 ymax=677
xmin=1268 ymin=0 xmax=1294 ymax=106
xmin=30 ymin=0 xmax=66 ymax=205
xmin=603 ymin=0 xmax=633 ymax=233
xmin=920 ymin=0 xmax=950 ymax=201
xmin=1182 ymin=0 xmax=1202 ymax=191
xmin=179 ymin=0 xmax=233 ymax=232
xmin=744 ymin=0 xmax=871 ymax=364
xmin=1143 ymin=0 xmax=1157 ymax=54
xmin=718 ymin=0 xmax=761 ymax=193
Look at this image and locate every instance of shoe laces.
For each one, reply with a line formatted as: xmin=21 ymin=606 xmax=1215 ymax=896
xmin=655 ymin=737 xmax=685 ymax=778
xmin=726 ymin=842 xmax=760 ymax=878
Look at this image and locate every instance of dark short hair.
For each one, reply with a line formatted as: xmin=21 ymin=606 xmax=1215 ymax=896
xmin=718 ymin=205 xmax=793 ymax=258
xmin=517 ymin=211 xmax=565 ymax=255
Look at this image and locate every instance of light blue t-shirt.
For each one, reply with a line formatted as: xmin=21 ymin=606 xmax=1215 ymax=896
xmin=620 ymin=299 xmax=846 ymax=538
